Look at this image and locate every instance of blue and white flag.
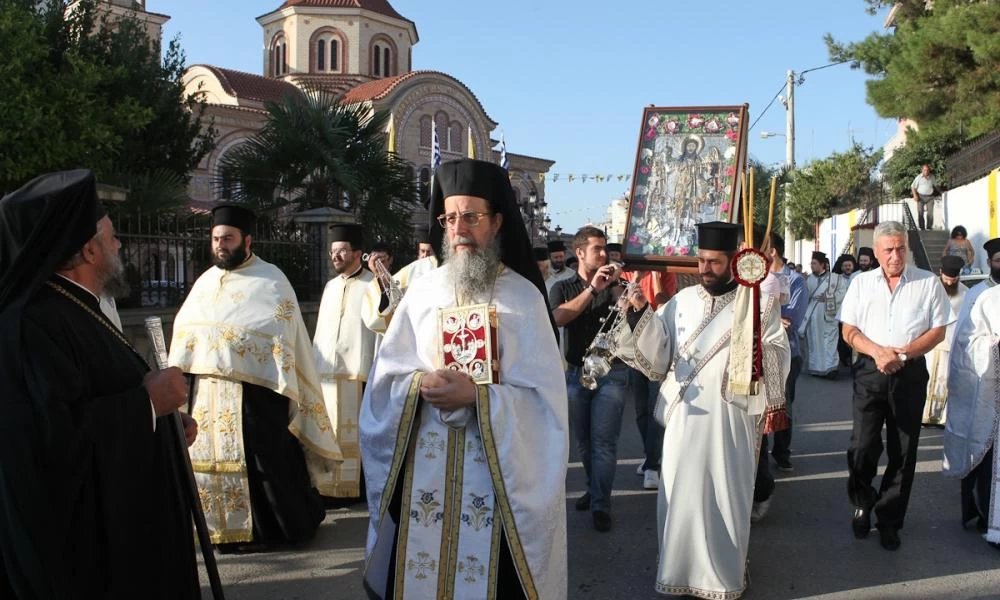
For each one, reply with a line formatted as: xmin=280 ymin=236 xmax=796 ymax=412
xmin=499 ymin=131 xmax=508 ymax=171
xmin=432 ymin=119 xmax=442 ymax=172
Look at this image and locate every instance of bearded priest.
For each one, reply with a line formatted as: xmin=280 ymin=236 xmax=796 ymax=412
xmin=169 ymin=205 xmax=341 ymax=551
xmin=613 ymin=221 xmax=791 ymax=599
xmin=360 ymin=159 xmax=568 ymax=600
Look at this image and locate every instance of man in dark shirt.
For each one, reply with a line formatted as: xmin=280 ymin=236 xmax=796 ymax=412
xmin=549 ymin=226 xmax=627 ymax=532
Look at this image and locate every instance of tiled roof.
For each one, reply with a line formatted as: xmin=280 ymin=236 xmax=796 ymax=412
xmin=276 ymin=0 xmax=407 ymax=22
xmin=340 ymin=71 xmax=494 ymax=125
xmin=197 ymin=65 xmax=304 ymax=105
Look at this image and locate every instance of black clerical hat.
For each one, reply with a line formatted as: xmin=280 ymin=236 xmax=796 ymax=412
xmin=606 ymin=243 xmax=623 ymax=254
xmin=212 ymin=204 xmax=256 ymax=234
xmin=330 ymin=223 xmax=363 ymax=247
xmin=857 ymin=247 xmax=875 ymax=259
xmin=984 ymin=238 xmax=1000 ymax=260
xmin=812 ymin=251 xmax=828 ymax=263
xmin=415 ymin=229 xmax=431 ymax=245
xmin=547 ymin=240 xmax=566 ymax=253
xmin=696 ymin=221 xmax=740 ymax=252
xmin=940 ymin=255 xmax=964 ymax=276
xmin=533 ymin=247 xmax=549 ymax=261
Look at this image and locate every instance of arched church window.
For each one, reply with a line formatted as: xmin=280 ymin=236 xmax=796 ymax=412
xmin=434 ymin=111 xmax=448 ymax=149
xmin=419 ymin=167 xmax=430 ymax=205
xmin=311 ymin=28 xmax=345 ymax=74
xmin=317 ymin=39 xmax=325 ymax=71
xmin=373 ymin=44 xmax=381 ymax=77
xmin=449 ymin=121 xmax=462 ymax=154
xmin=419 ymin=115 xmax=432 ymax=147
xmin=383 ymin=47 xmax=392 ymax=76
xmin=270 ymin=33 xmax=287 ymax=77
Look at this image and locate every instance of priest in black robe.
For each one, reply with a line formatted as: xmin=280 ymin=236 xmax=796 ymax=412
xmin=0 ymin=171 xmax=200 ymax=599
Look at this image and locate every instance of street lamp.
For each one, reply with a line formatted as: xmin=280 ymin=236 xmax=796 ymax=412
xmin=760 ymin=131 xmax=785 ymax=139
xmin=521 ymin=189 xmax=546 ymax=246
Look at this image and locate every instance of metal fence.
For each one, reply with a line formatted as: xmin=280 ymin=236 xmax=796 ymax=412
xmin=111 ymin=211 xmax=324 ymax=310
xmin=946 ymin=130 xmax=1000 ymax=189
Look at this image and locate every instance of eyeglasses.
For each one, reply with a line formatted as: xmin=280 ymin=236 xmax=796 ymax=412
xmin=329 ymin=248 xmax=355 ymax=258
xmin=436 ymin=211 xmax=492 ymax=229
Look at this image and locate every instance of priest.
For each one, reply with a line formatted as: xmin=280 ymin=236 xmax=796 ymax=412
xmin=360 ymin=159 xmax=567 ymax=599
xmin=546 ymin=239 xmax=576 ymax=291
xmin=922 ymin=255 xmax=967 ymax=425
xmin=362 ymin=229 xmax=438 ymax=342
xmin=614 ymin=221 xmax=790 ymax=599
xmin=944 ymin=237 xmax=1000 ymax=532
xmin=534 ymin=246 xmax=551 ymax=280
xmin=801 ymin=250 xmax=848 ymax=377
xmin=0 ymin=171 xmax=199 ymax=598
xmin=314 ymin=224 xmax=376 ymax=498
xmin=169 ymin=205 xmax=341 ymax=550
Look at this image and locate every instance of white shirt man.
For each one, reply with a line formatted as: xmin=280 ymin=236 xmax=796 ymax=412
xmin=839 ymin=221 xmax=953 ymax=551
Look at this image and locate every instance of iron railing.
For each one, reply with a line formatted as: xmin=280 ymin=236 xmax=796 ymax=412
xmin=111 ymin=211 xmax=323 ymax=309
xmin=946 ymin=130 xmax=1000 ymax=189
xmin=837 ymin=201 xmax=932 ymax=270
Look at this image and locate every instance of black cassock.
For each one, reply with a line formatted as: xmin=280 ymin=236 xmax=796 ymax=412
xmin=0 ymin=280 xmax=199 ymax=599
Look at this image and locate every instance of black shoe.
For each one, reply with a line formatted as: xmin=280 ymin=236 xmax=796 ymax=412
xmin=593 ymin=510 xmax=612 ymax=532
xmin=852 ymin=507 xmax=871 ymax=539
xmin=879 ymin=527 xmax=900 ymax=551
xmin=775 ymin=457 xmax=794 ymax=472
xmin=575 ymin=492 xmax=591 ymax=511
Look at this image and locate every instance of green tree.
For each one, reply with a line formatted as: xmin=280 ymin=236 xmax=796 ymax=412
xmin=826 ymin=0 xmax=1000 ymax=190
xmin=744 ymin=158 xmax=793 ymax=235
xmin=0 ymin=0 xmax=215 ymax=210
xmin=219 ymin=89 xmax=417 ymax=245
xmin=785 ymin=144 xmax=883 ymax=240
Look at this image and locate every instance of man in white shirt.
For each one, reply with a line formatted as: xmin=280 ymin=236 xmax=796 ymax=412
xmin=840 ymin=221 xmax=954 ymax=551
xmin=911 ymin=164 xmax=939 ymax=230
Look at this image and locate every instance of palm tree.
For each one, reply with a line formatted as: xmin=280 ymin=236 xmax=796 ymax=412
xmin=217 ymin=88 xmax=417 ymax=244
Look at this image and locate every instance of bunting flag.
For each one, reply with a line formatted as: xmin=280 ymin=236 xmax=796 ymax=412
xmin=467 ymin=126 xmax=475 ymax=159
xmin=386 ymin=113 xmax=396 ymax=153
xmin=499 ymin=131 xmax=508 ymax=171
xmin=431 ymin=118 xmax=441 ymax=172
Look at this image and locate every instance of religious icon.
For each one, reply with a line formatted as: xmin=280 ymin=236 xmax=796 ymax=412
xmin=438 ymin=304 xmax=499 ymax=385
xmin=623 ymin=105 xmax=749 ymax=268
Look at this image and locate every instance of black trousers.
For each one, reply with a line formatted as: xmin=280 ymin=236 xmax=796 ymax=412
xmin=961 ymin=448 xmax=994 ymax=529
xmin=772 ymin=355 xmax=803 ymax=463
xmin=846 ymin=355 xmax=929 ymax=530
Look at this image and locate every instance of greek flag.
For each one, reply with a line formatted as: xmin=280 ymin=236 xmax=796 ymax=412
xmin=432 ymin=119 xmax=441 ymax=172
xmin=499 ymin=131 xmax=508 ymax=171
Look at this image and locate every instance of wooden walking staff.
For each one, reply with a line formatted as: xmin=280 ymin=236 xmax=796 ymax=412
xmin=145 ymin=317 xmax=226 ymax=600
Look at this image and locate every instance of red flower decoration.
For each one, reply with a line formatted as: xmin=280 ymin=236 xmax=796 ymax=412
xmin=726 ymin=112 xmax=740 ymax=127
xmin=725 ymin=129 xmax=738 ymax=141
xmin=645 ymin=128 xmax=657 ymax=140
xmin=665 ymin=120 xmax=680 ymax=133
xmin=721 ymin=202 xmax=731 ymax=213
xmin=688 ymin=114 xmax=705 ymax=129
xmin=679 ymin=246 xmax=689 ymax=255
xmin=665 ymin=246 xmax=675 ymax=256
xmin=636 ymin=202 xmax=644 ymax=209
xmin=705 ymin=119 xmax=721 ymax=133
xmin=725 ymin=166 xmax=735 ymax=177
xmin=630 ymin=235 xmax=638 ymax=243
xmin=640 ymin=166 xmax=650 ymax=174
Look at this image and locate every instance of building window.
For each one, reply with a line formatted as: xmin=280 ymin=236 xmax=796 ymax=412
xmin=370 ymin=37 xmax=396 ymax=78
xmin=270 ymin=33 xmax=287 ymax=77
xmin=383 ymin=47 xmax=391 ymax=76
xmin=317 ymin=39 xmax=325 ymax=71
xmin=330 ymin=39 xmax=339 ymax=71
xmin=419 ymin=167 xmax=430 ymax=205
xmin=311 ymin=29 xmax=345 ymax=74
xmin=419 ymin=115 xmax=432 ymax=147
xmin=434 ymin=111 xmax=448 ymax=149
xmin=449 ymin=121 xmax=462 ymax=154
xmin=373 ymin=44 xmax=381 ymax=77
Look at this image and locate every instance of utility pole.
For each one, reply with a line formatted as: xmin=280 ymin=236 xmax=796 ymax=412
xmin=784 ymin=69 xmax=796 ymax=258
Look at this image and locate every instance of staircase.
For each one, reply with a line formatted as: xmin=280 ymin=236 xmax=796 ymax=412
xmin=917 ymin=230 xmax=949 ymax=272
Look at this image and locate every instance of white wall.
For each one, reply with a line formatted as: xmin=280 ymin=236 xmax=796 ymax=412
xmin=942 ymin=172 xmax=998 ymax=273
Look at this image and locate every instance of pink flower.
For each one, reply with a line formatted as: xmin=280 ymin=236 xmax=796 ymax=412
xmin=645 ymin=128 xmax=657 ymax=140
xmin=636 ymin=201 xmax=644 ymax=209
xmin=640 ymin=166 xmax=650 ymax=174
xmin=665 ymin=120 xmax=679 ymax=133
xmin=665 ymin=246 xmax=675 ymax=256
xmin=725 ymin=166 xmax=735 ymax=177
xmin=720 ymin=202 xmax=730 ymax=213
xmin=629 ymin=235 xmax=638 ymax=243
xmin=726 ymin=112 xmax=740 ymax=127
xmin=679 ymin=246 xmax=689 ymax=255
xmin=705 ymin=119 xmax=721 ymax=133
xmin=725 ymin=129 xmax=738 ymax=141
xmin=688 ymin=114 xmax=705 ymax=129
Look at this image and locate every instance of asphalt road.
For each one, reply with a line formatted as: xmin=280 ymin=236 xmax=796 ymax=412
xmin=199 ymin=367 xmax=1000 ymax=599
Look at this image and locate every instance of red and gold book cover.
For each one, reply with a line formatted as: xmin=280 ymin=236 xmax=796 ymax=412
xmin=438 ymin=303 xmax=499 ymax=384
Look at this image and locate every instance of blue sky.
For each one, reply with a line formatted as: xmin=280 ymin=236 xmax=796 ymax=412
xmin=162 ymin=0 xmax=896 ymax=232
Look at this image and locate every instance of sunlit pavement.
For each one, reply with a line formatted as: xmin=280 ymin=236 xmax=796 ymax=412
xmin=199 ymin=367 xmax=1000 ymax=599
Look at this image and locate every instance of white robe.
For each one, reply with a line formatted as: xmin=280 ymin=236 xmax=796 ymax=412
xmin=923 ymin=284 xmax=967 ymax=425
xmin=545 ymin=265 xmax=576 ymax=293
xmin=961 ymin=286 xmax=1000 ymax=542
xmin=362 ymin=255 xmax=438 ymax=356
xmin=943 ymin=278 xmax=998 ymax=479
xmin=614 ymin=285 xmax=790 ymax=599
xmin=802 ymin=272 xmax=847 ymax=376
xmin=313 ymin=267 xmax=377 ymax=497
xmin=360 ymin=265 xmax=568 ymax=600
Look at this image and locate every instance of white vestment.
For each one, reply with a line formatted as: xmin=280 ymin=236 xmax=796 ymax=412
xmin=545 ymin=265 xmax=576 ymax=293
xmin=314 ymin=267 xmax=377 ymax=497
xmin=802 ymin=272 xmax=847 ymax=376
xmin=943 ymin=278 xmax=998 ymax=480
xmin=923 ymin=284 xmax=967 ymax=424
xmin=168 ymin=255 xmax=342 ymax=542
xmin=959 ymin=286 xmax=1000 ymax=541
xmin=614 ymin=285 xmax=790 ymax=599
xmin=360 ymin=265 xmax=568 ymax=600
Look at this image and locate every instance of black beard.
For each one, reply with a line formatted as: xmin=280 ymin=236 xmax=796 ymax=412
xmin=701 ymin=271 xmax=735 ymax=296
xmin=992 ymin=267 xmax=1000 ymax=282
xmin=214 ymin=244 xmax=249 ymax=270
xmin=550 ymin=260 xmax=564 ymax=271
xmin=944 ymin=281 xmax=959 ymax=296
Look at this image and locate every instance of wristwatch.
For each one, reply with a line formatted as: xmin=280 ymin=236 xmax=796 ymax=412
xmin=897 ymin=352 xmax=908 ymax=362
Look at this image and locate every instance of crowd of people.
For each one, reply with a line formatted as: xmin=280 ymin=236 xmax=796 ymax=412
xmin=0 ymin=162 xmax=998 ymax=599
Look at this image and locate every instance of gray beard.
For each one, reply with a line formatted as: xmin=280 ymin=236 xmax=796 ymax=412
xmin=100 ymin=242 xmax=130 ymax=300
xmin=444 ymin=235 xmax=502 ymax=303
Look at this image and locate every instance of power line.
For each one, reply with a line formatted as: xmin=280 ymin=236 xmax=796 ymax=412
xmin=749 ymin=60 xmax=852 ymax=132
